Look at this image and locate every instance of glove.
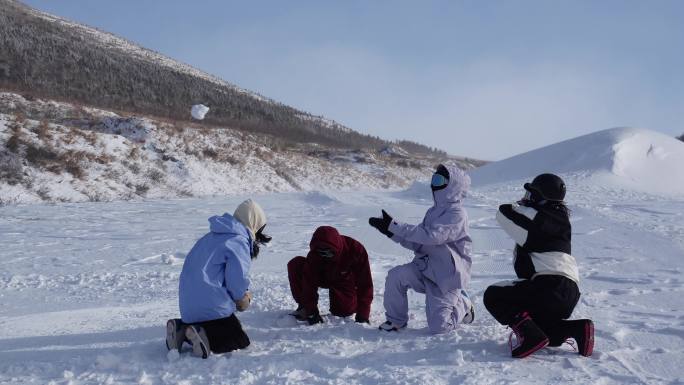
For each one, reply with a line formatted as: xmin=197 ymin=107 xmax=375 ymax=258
xmin=294 ymin=307 xmax=324 ymax=325
xmin=236 ymin=291 xmax=252 ymax=312
xmin=303 ymin=310 xmax=324 ymax=325
xmin=368 ymin=209 xmax=394 ymax=238
xmin=355 ymin=314 xmax=370 ymax=324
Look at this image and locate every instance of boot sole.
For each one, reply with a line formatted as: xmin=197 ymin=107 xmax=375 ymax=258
xmin=462 ymin=305 xmax=475 ymax=324
xmin=513 ymin=338 xmax=550 ymax=358
xmin=580 ymin=320 xmax=594 ymax=357
xmin=165 ymin=319 xmax=177 ymax=352
xmin=378 ymin=322 xmax=407 ymax=332
xmin=186 ymin=325 xmax=210 ymax=359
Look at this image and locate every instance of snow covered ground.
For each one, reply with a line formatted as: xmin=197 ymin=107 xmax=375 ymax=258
xmin=1 ymin=184 xmax=682 ymax=384
xmin=1 ymin=127 xmax=683 ymax=384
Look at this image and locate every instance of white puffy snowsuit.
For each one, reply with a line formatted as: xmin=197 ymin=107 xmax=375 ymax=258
xmin=384 ymin=165 xmax=473 ymax=334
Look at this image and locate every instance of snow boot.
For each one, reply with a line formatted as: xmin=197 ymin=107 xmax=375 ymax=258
xmin=185 ymin=325 xmax=211 ymax=359
xmin=566 ymin=319 xmax=594 ymax=357
xmin=546 ymin=319 xmax=594 ymax=357
xmin=289 ymin=305 xmax=307 ymax=320
xmin=378 ymin=320 xmax=407 ymax=332
xmin=166 ymin=318 xmax=186 ymax=353
xmin=509 ymin=312 xmax=549 ymax=358
xmin=462 ymin=303 xmax=475 ymax=324
xmin=461 ymin=290 xmax=475 ymax=324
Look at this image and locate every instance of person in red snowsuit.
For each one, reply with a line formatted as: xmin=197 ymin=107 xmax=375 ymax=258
xmin=287 ymin=226 xmax=373 ymax=324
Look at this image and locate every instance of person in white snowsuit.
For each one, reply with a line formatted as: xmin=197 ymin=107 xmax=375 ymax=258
xmin=369 ymin=164 xmax=474 ymax=334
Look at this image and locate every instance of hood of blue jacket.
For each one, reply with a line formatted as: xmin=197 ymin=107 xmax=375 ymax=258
xmin=209 ymin=214 xmax=251 ymax=240
xmin=433 ymin=164 xmax=471 ymax=206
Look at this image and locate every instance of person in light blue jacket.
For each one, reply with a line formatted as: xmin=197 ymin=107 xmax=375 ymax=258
xmin=165 ymin=199 xmax=271 ymax=358
xmin=370 ymin=164 xmax=474 ymax=334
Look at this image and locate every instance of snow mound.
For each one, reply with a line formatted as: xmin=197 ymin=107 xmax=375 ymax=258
xmin=471 ymin=127 xmax=684 ymax=196
xmin=191 ymin=104 xmax=209 ymax=120
xmin=392 ymin=180 xmax=430 ymax=201
xmin=301 ymin=191 xmax=340 ymax=206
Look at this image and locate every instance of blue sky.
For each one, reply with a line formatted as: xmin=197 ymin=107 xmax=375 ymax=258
xmin=22 ymin=0 xmax=684 ymax=160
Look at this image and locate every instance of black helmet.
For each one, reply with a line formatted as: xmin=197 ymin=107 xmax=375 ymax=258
xmin=524 ymin=173 xmax=566 ymax=202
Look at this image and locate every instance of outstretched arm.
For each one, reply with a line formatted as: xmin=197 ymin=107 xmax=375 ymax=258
xmin=388 ymin=215 xmax=464 ymax=246
xmin=392 ymin=234 xmax=424 ymax=252
xmin=496 ymin=203 xmax=540 ymax=247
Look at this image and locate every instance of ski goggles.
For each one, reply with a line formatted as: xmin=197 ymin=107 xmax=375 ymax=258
xmin=318 ymin=248 xmax=335 ymax=258
xmin=431 ymin=173 xmax=448 ymax=187
xmin=523 ymin=190 xmax=532 ymax=201
xmin=521 ymin=189 xmax=546 ymax=205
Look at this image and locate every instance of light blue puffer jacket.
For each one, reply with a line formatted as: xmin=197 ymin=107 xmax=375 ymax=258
xmin=179 ymin=214 xmax=252 ymax=323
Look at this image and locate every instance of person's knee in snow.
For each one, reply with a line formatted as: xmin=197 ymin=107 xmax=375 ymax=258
xmin=426 ymin=308 xmax=456 ymax=334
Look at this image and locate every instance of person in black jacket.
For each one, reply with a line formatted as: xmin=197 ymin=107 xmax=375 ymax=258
xmin=483 ymin=173 xmax=594 ymax=358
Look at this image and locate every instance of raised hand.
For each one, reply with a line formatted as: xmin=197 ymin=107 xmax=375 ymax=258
xmin=368 ymin=209 xmax=394 ymax=238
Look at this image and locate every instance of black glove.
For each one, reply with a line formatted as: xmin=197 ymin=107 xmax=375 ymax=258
xmin=255 ymin=224 xmax=272 ymax=244
xmin=306 ymin=311 xmax=324 ymax=325
xmin=369 ymin=209 xmax=394 ymax=238
xmin=355 ymin=315 xmax=370 ymax=324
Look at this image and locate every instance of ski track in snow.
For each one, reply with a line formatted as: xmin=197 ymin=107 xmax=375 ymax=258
xmin=1 ymin=185 xmax=683 ymax=385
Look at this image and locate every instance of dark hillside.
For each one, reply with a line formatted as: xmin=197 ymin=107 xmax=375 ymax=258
xmin=0 ymin=0 xmax=449 ymax=156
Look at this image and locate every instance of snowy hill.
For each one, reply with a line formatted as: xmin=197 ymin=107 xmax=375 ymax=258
xmin=0 ymin=0 xmax=449 ymax=156
xmin=471 ymin=127 xmax=684 ymax=196
xmin=0 ymin=92 xmax=479 ymax=205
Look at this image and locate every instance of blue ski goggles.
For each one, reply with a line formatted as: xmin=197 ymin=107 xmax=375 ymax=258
xmin=431 ymin=173 xmax=448 ymax=187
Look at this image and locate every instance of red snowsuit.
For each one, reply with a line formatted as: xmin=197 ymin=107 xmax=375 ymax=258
xmin=287 ymin=226 xmax=373 ymax=320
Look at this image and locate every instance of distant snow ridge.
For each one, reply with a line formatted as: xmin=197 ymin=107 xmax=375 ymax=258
xmin=471 ymin=127 xmax=684 ymax=196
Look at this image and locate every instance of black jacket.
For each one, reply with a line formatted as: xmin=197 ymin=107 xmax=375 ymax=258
xmin=496 ymin=202 xmax=579 ymax=283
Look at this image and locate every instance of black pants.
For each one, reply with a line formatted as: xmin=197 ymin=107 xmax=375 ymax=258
xmin=483 ymin=275 xmax=580 ymax=345
xmin=191 ymin=314 xmax=250 ymax=354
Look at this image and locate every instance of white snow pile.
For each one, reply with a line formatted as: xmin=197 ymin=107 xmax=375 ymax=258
xmin=471 ymin=127 xmax=684 ymax=196
xmin=191 ymin=104 xmax=209 ymax=120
